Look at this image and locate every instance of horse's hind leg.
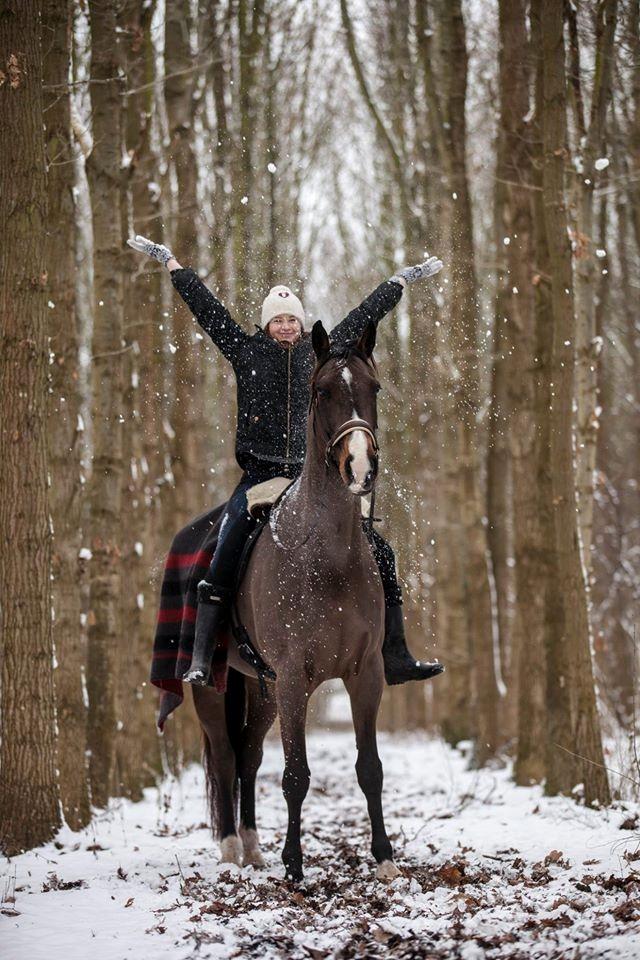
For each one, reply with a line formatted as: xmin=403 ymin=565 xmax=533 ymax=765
xmin=238 ymin=678 xmax=277 ymax=866
xmin=276 ymin=677 xmax=311 ymax=882
xmin=345 ymin=658 xmax=399 ymax=880
xmin=192 ymin=685 xmax=242 ymax=865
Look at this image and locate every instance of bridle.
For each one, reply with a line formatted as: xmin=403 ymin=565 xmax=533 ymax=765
xmin=324 ymin=418 xmax=378 ymax=468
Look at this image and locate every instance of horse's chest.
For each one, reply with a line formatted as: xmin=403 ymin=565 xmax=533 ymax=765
xmin=269 ymin=546 xmax=380 ymax=617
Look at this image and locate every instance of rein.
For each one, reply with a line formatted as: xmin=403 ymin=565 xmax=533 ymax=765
xmin=324 ymin=418 xmax=378 ymax=467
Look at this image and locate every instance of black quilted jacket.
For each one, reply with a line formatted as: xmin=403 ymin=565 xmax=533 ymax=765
xmin=170 ymin=268 xmax=403 ymax=476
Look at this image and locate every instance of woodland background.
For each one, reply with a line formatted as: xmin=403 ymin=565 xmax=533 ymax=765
xmin=1 ymin=0 xmax=638 ymax=856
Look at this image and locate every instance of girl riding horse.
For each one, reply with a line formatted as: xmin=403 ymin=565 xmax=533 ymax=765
xmin=127 ymin=234 xmax=444 ymax=688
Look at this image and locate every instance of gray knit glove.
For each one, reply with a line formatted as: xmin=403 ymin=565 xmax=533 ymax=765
xmin=126 ymin=233 xmax=174 ymax=265
xmin=390 ymin=255 xmax=443 ymax=286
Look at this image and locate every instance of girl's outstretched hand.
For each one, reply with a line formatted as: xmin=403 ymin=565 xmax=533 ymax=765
xmin=126 ymin=234 xmax=174 ymax=266
xmin=390 ymin=256 xmax=443 ymax=286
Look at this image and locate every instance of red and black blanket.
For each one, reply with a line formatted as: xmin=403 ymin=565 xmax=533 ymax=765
xmin=150 ymin=501 xmax=228 ymax=730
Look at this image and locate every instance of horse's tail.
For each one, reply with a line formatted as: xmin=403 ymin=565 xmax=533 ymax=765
xmin=202 ymin=667 xmax=246 ymax=838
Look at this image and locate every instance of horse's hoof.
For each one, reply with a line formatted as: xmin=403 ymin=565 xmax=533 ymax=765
xmin=376 ymin=860 xmax=400 ymax=881
xmin=240 ymin=827 xmax=266 ymax=867
xmin=284 ymin=864 xmax=304 ymax=883
xmin=220 ymin=834 xmax=243 ymax=865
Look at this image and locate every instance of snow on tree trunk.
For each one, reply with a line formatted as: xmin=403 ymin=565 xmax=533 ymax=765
xmin=43 ymin=0 xmax=91 ymax=830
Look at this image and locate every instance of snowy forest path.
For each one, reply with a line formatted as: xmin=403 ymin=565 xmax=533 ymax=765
xmin=3 ymin=731 xmax=640 ymax=959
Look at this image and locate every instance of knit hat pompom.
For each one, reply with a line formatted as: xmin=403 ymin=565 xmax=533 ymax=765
xmin=260 ymin=285 xmax=305 ymax=330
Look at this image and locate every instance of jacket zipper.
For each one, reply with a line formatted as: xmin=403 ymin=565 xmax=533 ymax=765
xmin=285 ymin=346 xmax=292 ymax=460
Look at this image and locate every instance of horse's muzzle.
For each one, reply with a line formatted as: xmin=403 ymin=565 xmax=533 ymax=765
xmin=345 ymin=453 xmax=378 ymax=496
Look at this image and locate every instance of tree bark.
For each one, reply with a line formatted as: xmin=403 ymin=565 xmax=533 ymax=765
xmin=487 ymin=10 xmax=514 ymax=736
xmin=85 ymin=0 xmax=126 ymax=808
xmin=115 ymin=0 xmax=163 ymax=799
xmin=42 ymin=0 xmax=91 ymax=828
xmin=492 ymin=0 xmax=549 ymax=784
xmin=438 ymin=0 xmax=499 ymax=763
xmin=540 ymin=0 xmax=609 ymax=803
xmin=165 ymin=0 xmax=209 ymax=528
xmin=233 ymin=0 xmax=266 ymax=307
xmin=0 ymin=0 xmax=61 ymax=854
xmin=569 ymin=0 xmax=618 ymax=575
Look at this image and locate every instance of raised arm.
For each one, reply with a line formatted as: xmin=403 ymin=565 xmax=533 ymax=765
xmin=330 ymin=280 xmax=405 ymax=345
xmin=329 ymin=255 xmax=443 ymax=345
xmin=169 ymin=267 xmax=248 ymax=362
xmin=126 ymin=234 xmax=248 ymax=363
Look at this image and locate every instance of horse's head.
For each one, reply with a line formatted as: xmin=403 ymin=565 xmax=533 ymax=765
xmin=310 ymin=321 xmax=380 ymax=496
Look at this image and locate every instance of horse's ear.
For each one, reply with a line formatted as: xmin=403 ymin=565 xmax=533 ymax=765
xmin=356 ymin=320 xmax=377 ymax=358
xmin=312 ymin=320 xmax=330 ymax=361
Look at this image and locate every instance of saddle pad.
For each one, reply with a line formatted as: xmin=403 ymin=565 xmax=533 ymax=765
xmin=245 ymin=476 xmax=373 ymax=519
xmin=246 ymin=476 xmax=294 ymax=517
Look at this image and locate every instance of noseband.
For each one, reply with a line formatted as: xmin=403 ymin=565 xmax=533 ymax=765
xmin=324 ymin=418 xmax=378 ymax=468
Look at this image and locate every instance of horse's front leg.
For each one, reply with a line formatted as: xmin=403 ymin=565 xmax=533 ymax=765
xmin=276 ymin=675 xmax=311 ymax=882
xmin=345 ymin=655 xmax=399 ymax=880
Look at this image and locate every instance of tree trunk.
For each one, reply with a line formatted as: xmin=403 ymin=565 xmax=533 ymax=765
xmin=165 ymin=0 xmax=201 ymax=518
xmin=85 ymin=0 xmax=126 ymax=808
xmin=540 ymin=0 xmax=609 ymax=804
xmin=439 ymin=0 xmax=498 ymax=764
xmin=42 ymin=0 xmax=91 ymax=828
xmin=413 ymin=1 xmax=471 ymax=744
xmin=493 ymin=0 xmax=548 ymax=784
xmin=486 ymin=87 xmax=512 ymax=740
xmin=165 ymin=0 xmax=207 ymax=527
xmin=233 ymin=0 xmax=266 ymax=308
xmin=0 ymin=0 xmax=61 ymax=855
xmin=628 ymin=0 xmax=640 ymax=250
xmin=115 ymin=0 xmax=163 ymax=799
xmin=570 ymin=0 xmax=618 ymax=575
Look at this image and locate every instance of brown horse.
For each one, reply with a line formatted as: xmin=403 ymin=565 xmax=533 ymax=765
xmin=191 ymin=319 xmax=399 ymax=882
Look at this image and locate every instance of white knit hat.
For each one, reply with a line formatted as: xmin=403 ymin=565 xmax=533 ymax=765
xmin=260 ymin=285 xmax=305 ymax=330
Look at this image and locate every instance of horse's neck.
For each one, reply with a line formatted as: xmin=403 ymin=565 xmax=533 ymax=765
xmin=283 ymin=456 xmax=365 ymax=556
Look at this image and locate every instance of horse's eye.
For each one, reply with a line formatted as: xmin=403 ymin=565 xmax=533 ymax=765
xmin=374 ymin=383 xmax=382 ymax=394
xmin=316 ymin=388 xmax=329 ymax=400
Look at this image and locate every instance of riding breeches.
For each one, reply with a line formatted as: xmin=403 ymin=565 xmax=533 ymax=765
xmin=204 ymin=478 xmax=403 ymax=607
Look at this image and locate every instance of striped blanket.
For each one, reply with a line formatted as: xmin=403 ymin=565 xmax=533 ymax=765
xmin=150 ymin=502 xmax=227 ymax=730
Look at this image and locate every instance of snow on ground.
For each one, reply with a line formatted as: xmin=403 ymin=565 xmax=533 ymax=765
xmin=3 ymin=730 xmax=640 ymax=959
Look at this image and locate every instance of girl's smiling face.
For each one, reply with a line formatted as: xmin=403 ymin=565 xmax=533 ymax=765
xmin=267 ymin=314 xmax=302 ymax=345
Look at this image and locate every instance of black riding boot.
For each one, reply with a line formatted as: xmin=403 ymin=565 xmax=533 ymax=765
xmin=183 ymin=581 xmax=229 ymax=686
xmin=382 ymin=604 xmax=444 ymax=686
